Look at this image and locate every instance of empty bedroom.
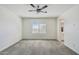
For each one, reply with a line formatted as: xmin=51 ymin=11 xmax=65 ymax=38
xmin=0 ymin=4 xmax=79 ymax=55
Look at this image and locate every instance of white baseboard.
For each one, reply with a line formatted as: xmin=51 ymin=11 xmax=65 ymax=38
xmin=0 ymin=39 xmax=22 ymax=52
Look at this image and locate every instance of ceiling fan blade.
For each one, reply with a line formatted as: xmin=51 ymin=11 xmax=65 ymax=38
xmin=30 ymin=4 xmax=35 ymax=8
xmin=37 ymin=5 xmax=39 ymax=9
xmin=40 ymin=11 xmax=47 ymax=13
xmin=28 ymin=10 xmax=36 ymax=12
xmin=40 ymin=5 xmax=48 ymax=10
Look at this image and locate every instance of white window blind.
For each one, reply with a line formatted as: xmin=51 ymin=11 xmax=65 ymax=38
xmin=32 ymin=23 xmax=46 ymax=33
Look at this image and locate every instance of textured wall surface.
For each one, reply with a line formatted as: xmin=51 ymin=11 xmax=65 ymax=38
xmin=0 ymin=6 xmax=22 ymax=51
xmin=60 ymin=6 xmax=79 ymax=54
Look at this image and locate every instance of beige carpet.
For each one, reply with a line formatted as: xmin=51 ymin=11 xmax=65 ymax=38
xmin=0 ymin=39 xmax=77 ymax=55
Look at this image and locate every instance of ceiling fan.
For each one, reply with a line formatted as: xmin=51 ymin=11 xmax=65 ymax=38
xmin=28 ymin=4 xmax=48 ymax=13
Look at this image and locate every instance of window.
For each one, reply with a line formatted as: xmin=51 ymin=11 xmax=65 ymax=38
xmin=32 ymin=23 xmax=46 ymax=33
xmin=40 ymin=24 xmax=46 ymax=33
xmin=32 ymin=24 xmax=39 ymax=33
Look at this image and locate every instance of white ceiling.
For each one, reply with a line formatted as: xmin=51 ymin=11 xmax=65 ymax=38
xmin=1 ymin=4 xmax=75 ymax=17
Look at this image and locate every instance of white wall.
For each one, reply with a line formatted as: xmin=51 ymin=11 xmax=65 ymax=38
xmin=0 ymin=6 xmax=22 ymax=51
xmin=60 ymin=6 xmax=79 ymax=54
xmin=22 ymin=18 xmax=57 ymax=39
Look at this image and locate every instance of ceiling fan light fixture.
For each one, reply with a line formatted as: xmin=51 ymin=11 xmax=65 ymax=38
xmin=29 ymin=4 xmax=48 ymax=14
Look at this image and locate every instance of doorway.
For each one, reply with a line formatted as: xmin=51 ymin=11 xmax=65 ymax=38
xmin=57 ymin=16 xmax=64 ymax=42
